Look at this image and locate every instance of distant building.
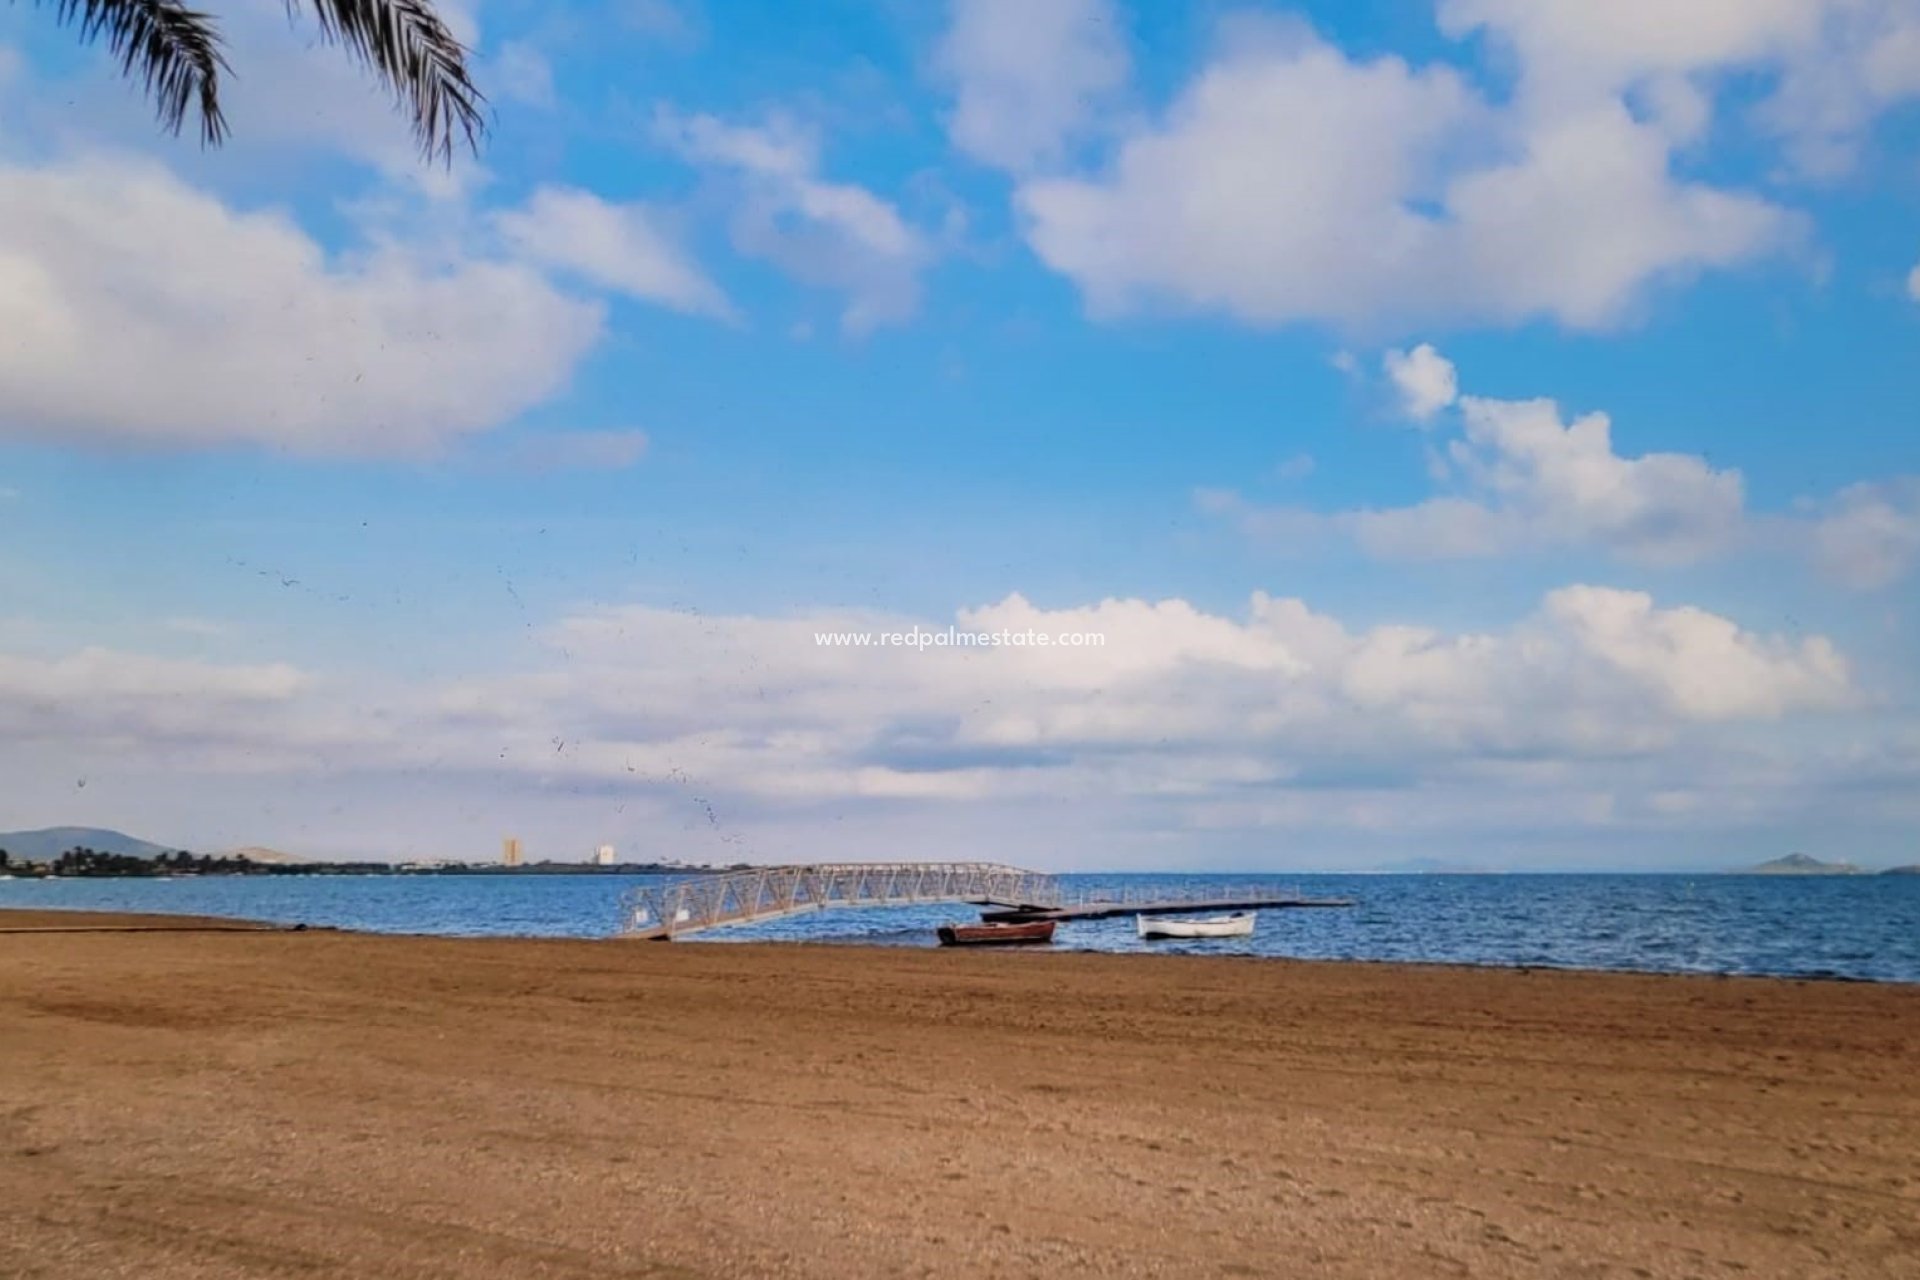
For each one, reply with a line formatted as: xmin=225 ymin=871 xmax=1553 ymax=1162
xmin=502 ymin=837 xmax=523 ymax=868
xmin=595 ymin=844 xmax=616 ymax=867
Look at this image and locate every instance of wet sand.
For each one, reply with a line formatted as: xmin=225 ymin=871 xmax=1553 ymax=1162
xmin=2 ymin=909 xmax=1915 ymax=1278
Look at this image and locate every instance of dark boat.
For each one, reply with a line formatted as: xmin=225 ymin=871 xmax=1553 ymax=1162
xmin=936 ymin=920 xmax=1057 ymax=947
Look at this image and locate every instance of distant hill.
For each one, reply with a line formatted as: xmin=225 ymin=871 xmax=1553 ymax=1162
xmin=1881 ymin=864 xmax=1920 ymax=876
xmin=0 ymin=826 xmax=182 ymax=860
xmin=1742 ymin=853 xmax=1864 ymax=876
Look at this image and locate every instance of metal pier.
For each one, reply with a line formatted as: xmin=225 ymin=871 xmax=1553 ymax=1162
xmin=978 ymin=895 xmax=1353 ymax=923
xmin=621 ymin=862 xmax=1059 ymax=940
xmin=620 ymin=864 xmax=1352 ymax=940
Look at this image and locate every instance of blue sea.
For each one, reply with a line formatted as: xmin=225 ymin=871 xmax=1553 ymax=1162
xmin=4 ymin=872 xmax=1917 ymax=983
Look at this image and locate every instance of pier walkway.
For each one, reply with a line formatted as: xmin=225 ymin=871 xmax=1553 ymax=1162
xmin=979 ymin=894 xmax=1354 ymax=923
xmin=620 ymin=863 xmax=1350 ymax=939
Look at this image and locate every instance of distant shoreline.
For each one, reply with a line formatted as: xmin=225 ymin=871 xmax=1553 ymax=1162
xmin=0 ymin=861 xmax=739 ymax=881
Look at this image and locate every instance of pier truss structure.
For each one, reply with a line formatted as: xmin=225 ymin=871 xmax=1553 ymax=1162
xmin=619 ymin=863 xmax=1355 ymax=939
xmin=620 ymin=862 xmax=1062 ymax=940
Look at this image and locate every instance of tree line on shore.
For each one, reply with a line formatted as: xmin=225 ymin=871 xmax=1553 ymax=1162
xmin=0 ymin=847 xmax=745 ymax=878
xmin=0 ymin=847 xmax=268 ymax=878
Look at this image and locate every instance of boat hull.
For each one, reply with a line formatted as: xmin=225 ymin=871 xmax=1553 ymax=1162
xmin=1136 ymin=912 xmax=1256 ymax=940
xmin=937 ymin=920 xmax=1057 ymax=947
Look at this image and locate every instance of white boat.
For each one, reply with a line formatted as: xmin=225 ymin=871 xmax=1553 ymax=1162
xmin=1136 ymin=912 xmax=1256 ymax=940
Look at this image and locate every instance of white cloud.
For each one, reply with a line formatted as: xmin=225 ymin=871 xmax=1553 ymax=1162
xmin=654 ymin=108 xmax=927 ymax=332
xmin=0 ymin=647 xmax=308 ymax=750
xmin=935 ymin=0 xmax=1129 ymax=172
xmin=1213 ymin=351 xmax=1915 ymax=588
xmin=1810 ymin=479 xmax=1920 ymax=589
xmin=1383 ymin=343 xmax=1458 ymax=422
xmin=0 ymin=584 xmax=1864 ymax=868
xmin=1437 ymin=0 xmax=1822 ymax=102
xmin=0 ymin=155 xmax=603 ymax=455
xmin=439 ymin=584 xmax=1860 ymax=778
xmin=1017 ymin=26 xmax=1799 ymax=332
xmin=1209 ymin=383 xmax=1747 ymax=566
xmin=493 ymin=41 xmax=557 ymax=109
xmin=148 ymin=0 xmax=488 ymax=185
xmin=1018 ymin=29 xmax=1477 ymax=327
xmin=494 ymin=186 xmax=732 ymax=317
xmin=1442 ymin=394 xmax=1746 ymax=564
xmin=1542 ymin=585 xmax=1848 ymax=720
xmin=1439 ymin=103 xmax=1798 ymax=328
xmin=1442 ymin=0 xmax=1920 ymax=179
xmin=1635 ymin=74 xmax=1714 ymax=144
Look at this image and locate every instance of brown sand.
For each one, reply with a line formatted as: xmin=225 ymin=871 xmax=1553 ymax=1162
xmin=0 ymin=908 xmax=276 ymax=933
xmin=1 ymin=910 xmax=1915 ymax=1279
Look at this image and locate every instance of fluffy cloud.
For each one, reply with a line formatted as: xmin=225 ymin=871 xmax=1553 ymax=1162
xmin=0 ymin=0 xmax=482 ymax=185
xmin=494 ymin=186 xmax=731 ymax=317
xmin=1443 ymin=0 xmax=1920 ymax=178
xmin=1810 ymin=480 xmax=1920 ymax=588
xmin=1436 ymin=395 xmax=1746 ymax=564
xmin=1209 ymin=374 xmax=1747 ymax=566
xmin=936 ymin=0 xmax=1129 ymax=172
xmin=2 ymin=579 xmax=1889 ymax=864
xmin=1542 ymin=585 xmax=1848 ymax=720
xmin=654 ymin=109 xmax=927 ymax=332
xmin=1212 ymin=346 xmax=1918 ymax=588
xmin=0 ymin=647 xmax=310 ymax=754
xmin=1383 ymin=343 xmax=1458 ymax=422
xmin=1017 ymin=29 xmax=1480 ymax=326
xmin=1 ymin=585 xmax=1853 ymax=805
xmin=1437 ymin=0 xmax=1823 ymax=100
xmin=0 ymin=155 xmax=604 ymax=455
xmin=1016 ymin=26 xmax=1799 ymax=332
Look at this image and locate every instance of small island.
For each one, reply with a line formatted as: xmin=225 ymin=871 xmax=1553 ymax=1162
xmin=1742 ymin=853 xmax=1864 ymax=875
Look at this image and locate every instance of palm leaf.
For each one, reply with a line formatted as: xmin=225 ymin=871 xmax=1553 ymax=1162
xmin=38 ymin=0 xmax=230 ymax=144
xmin=296 ymin=0 xmax=487 ymax=162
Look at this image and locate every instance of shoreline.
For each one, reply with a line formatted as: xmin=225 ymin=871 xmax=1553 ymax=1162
xmin=0 ymin=907 xmax=284 ymax=933
xmin=2 ymin=903 xmax=1913 ymax=986
xmin=4 ymin=912 xmax=1917 ymax=1277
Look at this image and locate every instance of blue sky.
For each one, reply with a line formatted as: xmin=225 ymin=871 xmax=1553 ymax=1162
xmin=1 ymin=0 xmax=1918 ymax=870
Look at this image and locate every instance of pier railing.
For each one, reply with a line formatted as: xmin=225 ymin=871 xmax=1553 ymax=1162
xmin=1050 ymin=882 xmax=1307 ymax=908
xmin=620 ymin=862 xmax=1061 ymax=939
xmin=619 ymin=866 xmax=1342 ymax=939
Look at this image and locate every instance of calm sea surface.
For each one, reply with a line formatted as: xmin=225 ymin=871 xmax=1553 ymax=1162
xmin=4 ymin=872 xmax=1917 ymax=983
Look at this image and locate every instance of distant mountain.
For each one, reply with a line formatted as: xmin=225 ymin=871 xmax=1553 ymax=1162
xmin=0 ymin=826 xmax=182 ymax=860
xmin=1742 ymin=853 xmax=1865 ymax=876
xmin=1880 ymin=864 xmax=1920 ymax=876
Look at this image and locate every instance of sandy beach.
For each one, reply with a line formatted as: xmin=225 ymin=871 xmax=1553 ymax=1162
xmin=1 ymin=909 xmax=1915 ymax=1279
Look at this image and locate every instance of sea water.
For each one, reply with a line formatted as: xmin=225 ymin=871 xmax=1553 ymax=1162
xmin=6 ymin=872 xmax=1917 ymax=983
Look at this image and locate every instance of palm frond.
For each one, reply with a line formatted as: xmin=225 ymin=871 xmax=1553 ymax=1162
xmin=40 ymin=0 xmax=229 ymax=145
xmin=297 ymin=0 xmax=487 ymax=163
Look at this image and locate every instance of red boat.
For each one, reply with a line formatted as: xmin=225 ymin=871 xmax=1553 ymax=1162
xmin=936 ymin=920 xmax=1057 ymax=947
